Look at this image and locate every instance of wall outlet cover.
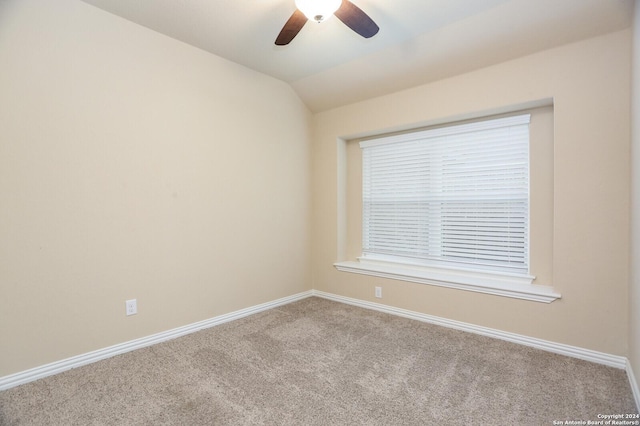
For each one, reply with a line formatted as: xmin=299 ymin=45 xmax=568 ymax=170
xmin=126 ymin=299 xmax=137 ymax=316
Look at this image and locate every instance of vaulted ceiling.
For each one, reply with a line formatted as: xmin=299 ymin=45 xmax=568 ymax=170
xmin=81 ymin=0 xmax=633 ymax=112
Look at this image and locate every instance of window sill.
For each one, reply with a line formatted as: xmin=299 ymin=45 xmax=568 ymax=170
xmin=333 ymin=260 xmax=561 ymax=303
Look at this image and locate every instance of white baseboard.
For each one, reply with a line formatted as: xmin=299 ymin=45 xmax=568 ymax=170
xmin=2 ymin=288 xmax=636 ymax=410
xmin=627 ymin=360 xmax=640 ymax=411
xmin=0 ymin=291 xmax=313 ymax=391
xmin=311 ymin=290 xmax=628 ymax=369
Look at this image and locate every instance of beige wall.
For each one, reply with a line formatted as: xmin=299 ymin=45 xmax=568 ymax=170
xmin=630 ymin=0 xmax=640 ymax=389
xmin=0 ymin=0 xmax=633 ymax=381
xmin=0 ymin=0 xmax=312 ymax=376
xmin=312 ymin=29 xmax=631 ymax=355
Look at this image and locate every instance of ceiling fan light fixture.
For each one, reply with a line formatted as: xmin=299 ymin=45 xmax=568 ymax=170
xmin=295 ymin=0 xmax=342 ymax=23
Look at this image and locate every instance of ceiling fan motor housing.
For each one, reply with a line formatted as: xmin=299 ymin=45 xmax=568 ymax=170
xmin=276 ymin=0 xmax=379 ymax=45
xmin=295 ymin=0 xmax=342 ymax=23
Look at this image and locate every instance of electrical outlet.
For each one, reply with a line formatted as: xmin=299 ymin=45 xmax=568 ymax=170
xmin=375 ymin=287 xmax=382 ymax=298
xmin=125 ymin=299 xmax=137 ymax=316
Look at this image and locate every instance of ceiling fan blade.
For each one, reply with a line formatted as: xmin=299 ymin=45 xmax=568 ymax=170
xmin=334 ymin=0 xmax=379 ymax=39
xmin=275 ymin=9 xmax=308 ymax=45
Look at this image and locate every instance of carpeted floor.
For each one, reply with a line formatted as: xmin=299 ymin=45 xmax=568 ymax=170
xmin=0 ymin=297 xmax=637 ymax=425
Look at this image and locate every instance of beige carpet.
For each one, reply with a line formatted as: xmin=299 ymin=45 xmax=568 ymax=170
xmin=0 ymin=297 xmax=637 ymax=425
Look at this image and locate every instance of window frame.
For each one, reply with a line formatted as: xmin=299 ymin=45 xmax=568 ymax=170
xmin=360 ymin=114 xmax=532 ymax=275
xmin=334 ymin=109 xmax=560 ymax=303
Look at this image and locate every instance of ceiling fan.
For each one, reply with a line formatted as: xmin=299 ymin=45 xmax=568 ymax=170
xmin=275 ymin=0 xmax=379 ymax=46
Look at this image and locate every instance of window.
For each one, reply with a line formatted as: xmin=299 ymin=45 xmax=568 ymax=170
xmin=335 ymin=109 xmax=560 ymax=303
xmin=361 ymin=115 xmax=530 ymax=274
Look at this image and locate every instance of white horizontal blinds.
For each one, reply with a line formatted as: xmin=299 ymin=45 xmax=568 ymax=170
xmin=361 ymin=114 xmax=530 ymax=273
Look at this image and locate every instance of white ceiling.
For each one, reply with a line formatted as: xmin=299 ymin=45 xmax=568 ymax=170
xmin=80 ymin=0 xmax=633 ymax=112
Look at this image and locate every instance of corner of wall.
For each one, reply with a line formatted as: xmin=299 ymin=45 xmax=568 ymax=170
xmin=629 ymin=0 xmax=640 ymax=411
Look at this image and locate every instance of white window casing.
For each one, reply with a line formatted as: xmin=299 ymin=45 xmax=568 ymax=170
xmin=334 ymin=114 xmax=560 ymax=303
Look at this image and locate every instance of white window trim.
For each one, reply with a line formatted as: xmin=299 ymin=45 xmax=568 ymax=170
xmin=334 ymin=259 xmax=560 ymax=303
xmin=337 ymin=110 xmax=561 ymax=303
xmin=360 ymin=114 xmax=532 ymax=275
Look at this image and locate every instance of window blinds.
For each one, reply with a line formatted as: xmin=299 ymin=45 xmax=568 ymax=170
xmin=360 ymin=114 xmax=530 ymax=273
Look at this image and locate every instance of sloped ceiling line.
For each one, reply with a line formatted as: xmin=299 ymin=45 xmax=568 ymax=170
xmin=81 ymin=0 xmax=633 ymax=112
